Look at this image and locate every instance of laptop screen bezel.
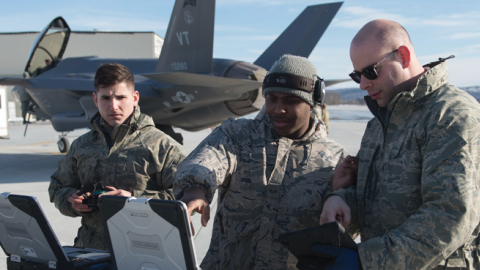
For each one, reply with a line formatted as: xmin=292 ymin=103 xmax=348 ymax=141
xmin=0 ymin=193 xmax=69 ymax=262
xmin=99 ymin=196 xmax=198 ymax=270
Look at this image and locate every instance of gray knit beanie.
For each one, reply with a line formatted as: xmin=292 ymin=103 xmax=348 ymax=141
xmin=262 ymin=54 xmax=318 ymax=107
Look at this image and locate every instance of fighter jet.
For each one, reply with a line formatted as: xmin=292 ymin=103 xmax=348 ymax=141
xmin=1 ymin=0 xmax=345 ymax=152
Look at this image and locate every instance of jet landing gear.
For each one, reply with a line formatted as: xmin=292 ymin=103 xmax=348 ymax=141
xmin=57 ymin=133 xmax=70 ymax=153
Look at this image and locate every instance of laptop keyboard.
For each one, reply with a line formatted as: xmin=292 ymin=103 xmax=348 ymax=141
xmin=69 ymin=256 xmax=94 ymax=266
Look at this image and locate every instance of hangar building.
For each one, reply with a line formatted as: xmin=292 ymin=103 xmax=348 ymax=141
xmin=0 ymin=31 xmax=163 ymax=120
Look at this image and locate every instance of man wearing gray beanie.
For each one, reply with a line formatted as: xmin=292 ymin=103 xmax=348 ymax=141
xmin=174 ymin=54 xmax=349 ymax=269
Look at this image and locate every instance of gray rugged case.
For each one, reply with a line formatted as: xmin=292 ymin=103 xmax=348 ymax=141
xmin=99 ymin=196 xmax=199 ymax=270
xmin=0 ymin=192 xmax=110 ymax=269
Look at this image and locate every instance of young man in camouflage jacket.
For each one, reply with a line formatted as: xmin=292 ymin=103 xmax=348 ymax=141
xmin=322 ymin=19 xmax=480 ymax=269
xmin=174 ymin=55 xmax=349 ymax=269
xmin=49 ymin=63 xmax=185 ymax=250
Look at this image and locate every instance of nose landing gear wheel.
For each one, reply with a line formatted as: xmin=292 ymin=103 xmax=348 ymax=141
xmin=58 ymin=137 xmax=70 ymax=153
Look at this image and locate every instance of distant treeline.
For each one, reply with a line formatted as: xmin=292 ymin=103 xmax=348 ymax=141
xmin=325 ymin=86 xmax=480 ymax=105
xmin=324 ymin=88 xmax=366 ymax=105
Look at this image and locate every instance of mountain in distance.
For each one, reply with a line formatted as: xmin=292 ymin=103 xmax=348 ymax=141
xmin=326 ymin=86 xmax=480 ymax=105
xmin=460 ymin=86 xmax=480 ymax=100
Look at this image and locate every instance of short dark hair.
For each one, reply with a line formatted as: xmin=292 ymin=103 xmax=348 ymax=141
xmin=94 ymin=63 xmax=134 ymax=92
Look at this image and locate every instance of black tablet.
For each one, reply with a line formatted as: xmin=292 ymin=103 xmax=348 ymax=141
xmin=278 ymin=221 xmax=357 ymax=259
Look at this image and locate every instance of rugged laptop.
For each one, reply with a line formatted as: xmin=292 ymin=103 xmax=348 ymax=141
xmin=0 ymin=192 xmax=111 ymax=269
xmin=99 ymin=196 xmax=199 ymax=270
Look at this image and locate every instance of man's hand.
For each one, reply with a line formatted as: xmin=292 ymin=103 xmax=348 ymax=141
xmin=180 ymin=187 xmax=210 ymax=236
xmin=101 ymin=186 xmax=132 ymax=197
xmin=68 ymin=191 xmax=92 ymax=212
xmin=332 ymin=155 xmax=359 ymax=191
xmin=320 ymin=195 xmax=351 ymax=228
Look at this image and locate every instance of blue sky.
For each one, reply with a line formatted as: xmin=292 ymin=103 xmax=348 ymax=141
xmin=1 ymin=0 xmax=480 ymax=89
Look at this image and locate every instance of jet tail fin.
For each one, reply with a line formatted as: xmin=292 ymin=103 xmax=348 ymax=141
xmin=155 ymin=0 xmax=216 ymax=74
xmin=254 ymin=2 xmax=343 ymax=70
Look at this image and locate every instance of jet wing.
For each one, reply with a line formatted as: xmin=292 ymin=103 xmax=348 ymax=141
xmin=0 ymin=77 xmax=31 ymax=87
xmin=325 ymin=79 xmax=352 ymax=87
xmin=142 ymin=72 xmax=262 ymax=99
xmin=0 ymin=75 xmax=97 ymax=91
xmin=28 ymin=78 xmax=95 ymax=91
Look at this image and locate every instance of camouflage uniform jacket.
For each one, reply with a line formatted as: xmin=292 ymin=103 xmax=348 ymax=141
xmin=49 ymin=106 xmax=185 ymax=250
xmin=174 ymin=109 xmax=348 ymax=270
xmin=331 ymin=62 xmax=480 ymax=269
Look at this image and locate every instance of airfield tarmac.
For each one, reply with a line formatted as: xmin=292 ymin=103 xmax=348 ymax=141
xmin=0 ymin=105 xmax=371 ymax=268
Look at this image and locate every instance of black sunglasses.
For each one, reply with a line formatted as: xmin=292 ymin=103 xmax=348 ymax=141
xmin=349 ymin=49 xmax=398 ymax=84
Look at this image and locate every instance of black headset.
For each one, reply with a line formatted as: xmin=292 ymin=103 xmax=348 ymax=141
xmin=263 ymin=73 xmax=325 ymax=106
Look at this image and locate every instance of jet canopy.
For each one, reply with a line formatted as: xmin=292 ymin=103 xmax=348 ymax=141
xmin=25 ymin=17 xmax=70 ymax=77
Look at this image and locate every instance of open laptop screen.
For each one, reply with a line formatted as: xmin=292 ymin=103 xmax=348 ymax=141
xmin=0 ymin=192 xmax=68 ymax=264
xmin=99 ymin=196 xmax=198 ymax=270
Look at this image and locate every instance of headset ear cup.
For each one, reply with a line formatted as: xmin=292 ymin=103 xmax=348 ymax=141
xmin=314 ymin=78 xmax=326 ymax=105
xmin=320 ymin=80 xmax=325 ymax=105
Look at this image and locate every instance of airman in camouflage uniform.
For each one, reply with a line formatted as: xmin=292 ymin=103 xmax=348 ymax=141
xmin=174 ymin=55 xmax=349 ymax=269
xmin=313 ymin=103 xmax=329 ymax=134
xmin=49 ymin=63 xmax=185 ymax=250
xmin=321 ymin=19 xmax=480 ymax=269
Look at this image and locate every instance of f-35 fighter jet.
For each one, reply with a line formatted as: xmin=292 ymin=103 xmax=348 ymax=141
xmin=1 ymin=0 xmax=344 ymax=152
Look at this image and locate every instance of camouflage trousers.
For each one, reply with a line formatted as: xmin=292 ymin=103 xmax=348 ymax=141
xmin=73 ymin=224 xmax=110 ymax=251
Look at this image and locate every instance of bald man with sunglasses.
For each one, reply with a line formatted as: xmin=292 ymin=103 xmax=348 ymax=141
xmin=321 ymin=19 xmax=480 ymax=269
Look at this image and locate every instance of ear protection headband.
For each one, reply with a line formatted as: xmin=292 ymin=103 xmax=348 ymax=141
xmin=314 ymin=76 xmax=325 ymax=106
xmin=263 ymin=73 xmax=325 ymax=105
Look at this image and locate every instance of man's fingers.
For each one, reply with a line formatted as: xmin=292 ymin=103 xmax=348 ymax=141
xmin=319 ymin=214 xmax=328 ymax=225
xmin=72 ymin=203 xmax=92 ymax=212
xmin=343 ymin=162 xmax=358 ymax=171
xmin=186 ymin=202 xmax=197 ymax=216
xmin=184 ymin=198 xmax=211 ymax=227
xmin=319 ymin=212 xmax=337 ymax=225
xmin=201 ymin=204 xmax=211 ymax=227
xmin=336 ymin=213 xmax=344 ymax=224
xmin=319 ymin=209 xmax=338 ymax=225
xmin=76 ymin=207 xmax=92 ymax=212
xmin=344 ymin=155 xmax=359 ymax=164
xmin=341 ymin=204 xmax=351 ymax=227
xmin=68 ymin=194 xmax=84 ymax=204
xmin=103 ymin=190 xmax=120 ymax=196
xmin=320 ymin=195 xmax=351 ymax=227
xmin=101 ymin=189 xmax=131 ymax=197
xmin=341 ymin=167 xmax=357 ymax=176
xmin=341 ymin=162 xmax=358 ymax=176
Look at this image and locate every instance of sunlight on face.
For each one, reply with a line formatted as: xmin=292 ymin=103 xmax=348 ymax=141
xmin=93 ymin=81 xmax=139 ymax=127
xmin=265 ymin=92 xmax=312 ymax=139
